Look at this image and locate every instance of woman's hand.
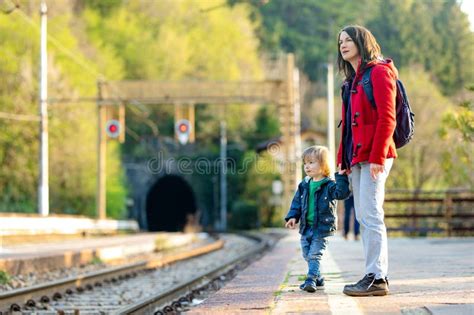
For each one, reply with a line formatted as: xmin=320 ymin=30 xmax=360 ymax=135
xmin=370 ymin=163 xmax=384 ymax=180
xmin=285 ymin=218 xmax=296 ymax=229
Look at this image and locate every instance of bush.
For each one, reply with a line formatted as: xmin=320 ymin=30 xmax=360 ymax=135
xmin=0 ymin=270 xmax=11 ymax=285
xmin=229 ymin=200 xmax=259 ymax=230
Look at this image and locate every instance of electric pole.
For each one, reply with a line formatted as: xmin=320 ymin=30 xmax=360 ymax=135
xmin=38 ymin=1 xmax=49 ymax=216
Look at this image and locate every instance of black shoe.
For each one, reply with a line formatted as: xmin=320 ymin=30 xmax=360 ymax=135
xmin=343 ymin=274 xmax=389 ymax=296
xmin=300 ymin=278 xmax=317 ymax=292
xmin=344 ymin=274 xmax=373 ymax=289
xmin=316 ymin=276 xmax=325 ymax=288
xmin=299 ymin=277 xmax=324 ymax=292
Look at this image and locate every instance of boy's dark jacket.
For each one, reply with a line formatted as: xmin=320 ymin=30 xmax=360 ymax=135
xmin=285 ymin=173 xmax=350 ymax=237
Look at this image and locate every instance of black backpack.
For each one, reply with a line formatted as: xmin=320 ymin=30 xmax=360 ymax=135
xmin=362 ymin=67 xmax=415 ymax=148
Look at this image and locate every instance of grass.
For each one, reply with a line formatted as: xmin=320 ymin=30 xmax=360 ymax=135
xmin=0 ymin=270 xmax=11 ymax=285
xmin=269 ymin=270 xmax=295 ymax=314
xmin=273 ymin=270 xmax=294 ymax=298
xmin=90 ymin=257 xmax=103 ymax=265
xmin=282 ymin=271 xmax=291 ymax=285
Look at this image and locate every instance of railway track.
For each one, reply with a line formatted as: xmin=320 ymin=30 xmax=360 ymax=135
xmin=0 ymin=233 xmax=272 ymax=314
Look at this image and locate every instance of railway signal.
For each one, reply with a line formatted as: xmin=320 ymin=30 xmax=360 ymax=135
xmin=105 ymin=119 xmax=121 ymax=139
xmin=175 ymin=119 xmax=191 ymax=145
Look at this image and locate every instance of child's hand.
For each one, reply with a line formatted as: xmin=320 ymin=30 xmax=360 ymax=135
xmin=338 ymin=164 xmax=349 ymax=175
xmin=338 ymin=169 xmax=346 ymax=175
xmin=285 ymin=218 xmax=296 ymax=229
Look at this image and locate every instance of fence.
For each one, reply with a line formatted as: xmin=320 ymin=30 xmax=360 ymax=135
xmin=384 ymin=189 xmax=474 ymax=236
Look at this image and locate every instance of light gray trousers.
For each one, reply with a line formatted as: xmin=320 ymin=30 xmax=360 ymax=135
xmin=349 ymin=159 xmax=393 ymax=279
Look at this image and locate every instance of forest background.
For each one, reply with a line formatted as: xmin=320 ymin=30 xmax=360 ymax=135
xmin=0 ymin=0 xmax=472 ymax=228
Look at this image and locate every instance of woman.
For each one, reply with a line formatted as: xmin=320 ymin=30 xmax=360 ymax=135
xmin=337 ymin=25 xmax=397 ymax=296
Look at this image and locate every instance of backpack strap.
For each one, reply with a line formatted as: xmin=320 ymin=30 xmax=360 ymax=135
xmin=361 ymin=67 xmax=376 ymax=109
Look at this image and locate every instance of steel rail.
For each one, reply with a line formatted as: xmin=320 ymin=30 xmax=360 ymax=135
xmin=0 ymin=238 xmax=224 ymax=312
xmin=115 ymin=233 xmax=271 ymax=314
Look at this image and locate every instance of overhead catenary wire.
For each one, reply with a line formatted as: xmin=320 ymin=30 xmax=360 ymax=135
xmin=15 ymin=6 xmax=156 ymax=121
xmin=3 ymin=5 xmax=155 ymax=139
xmin=0 ymin=111 xmax=41 ymax=122
xmin=0 ymin=7 xmax=105 ymax=121
xmin=14 ymin=8 xmax=104 ymax=80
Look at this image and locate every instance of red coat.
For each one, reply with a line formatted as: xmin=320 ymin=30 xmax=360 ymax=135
xmin=337 ymin=59 xmax=398 ymax=168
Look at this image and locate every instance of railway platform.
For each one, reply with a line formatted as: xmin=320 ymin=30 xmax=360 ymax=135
xmin=0 ymin=232 xmax=201 ymax=276
xmin=190 ymin=230 xmax=474 ymax=315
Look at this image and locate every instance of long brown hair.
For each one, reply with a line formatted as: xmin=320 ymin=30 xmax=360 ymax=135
xmin=337 ymin=25 xmax=382 ymax=80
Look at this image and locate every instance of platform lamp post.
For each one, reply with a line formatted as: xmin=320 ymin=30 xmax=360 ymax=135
xmin=38 ymin=1 xmax=49 ymax=216
xmin=327 ymin=18 xmax=336 ymax=175
xmin=327 ymin=61 xmax=335 ymax=175
xmin=220 ymin=120 xmax=227 ymax=231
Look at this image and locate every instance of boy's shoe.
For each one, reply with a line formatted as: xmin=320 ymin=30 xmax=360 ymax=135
xmin=301 ymin=278 xmax=317 ymax=292
xmin=316 ymin=276 xmax=325 ymax=288
xmin=343 ymin=274 xmax=389 ymax=296
xmin=299 ymin=277 xmax=324 ymax=292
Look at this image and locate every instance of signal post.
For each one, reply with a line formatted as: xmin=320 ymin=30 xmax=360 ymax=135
xmin=97 ymin=81 xmax=125 ymax=220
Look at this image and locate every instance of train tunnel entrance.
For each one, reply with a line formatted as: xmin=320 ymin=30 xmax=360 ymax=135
xmin=146 ymin=175 xmax=197 ymax=232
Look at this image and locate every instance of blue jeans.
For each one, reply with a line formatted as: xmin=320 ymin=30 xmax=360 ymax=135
xmin=344 ymin=196 xmax=360 ymax=237
xmin=300 ymin=226 xmax=328 ymax=279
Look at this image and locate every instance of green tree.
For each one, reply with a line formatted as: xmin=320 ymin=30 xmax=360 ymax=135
xmin=367 ymin=0 xmax=473 ymax=95
xmin=0 ymin=15 xmax=38 ymax=212
xmin=388 ymin=67 xmax=455 ymax=190
xmin=439 ymin=86 xmax=474 ymax=188
xmin=82 ymin=0 xmax=263 ymax=157
xmin=249 ymin=0 xmax=370 ymax=81
xmin=82 ymin=0 xmax=267 ymax=226
xmin=430 ymin=0 xmax=473 ymax=94
xmin=242 ymin=151 xmax=281 ymax=227
xmin=0 ymin=6 xmax=126 ymax=217
xmin=243 ymin=105 xmax=280 ymax=149
xmin=47 ymin=10 xmax=126 ymax=217
xmin=250 ymin=0 xmax=472 ymax=96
